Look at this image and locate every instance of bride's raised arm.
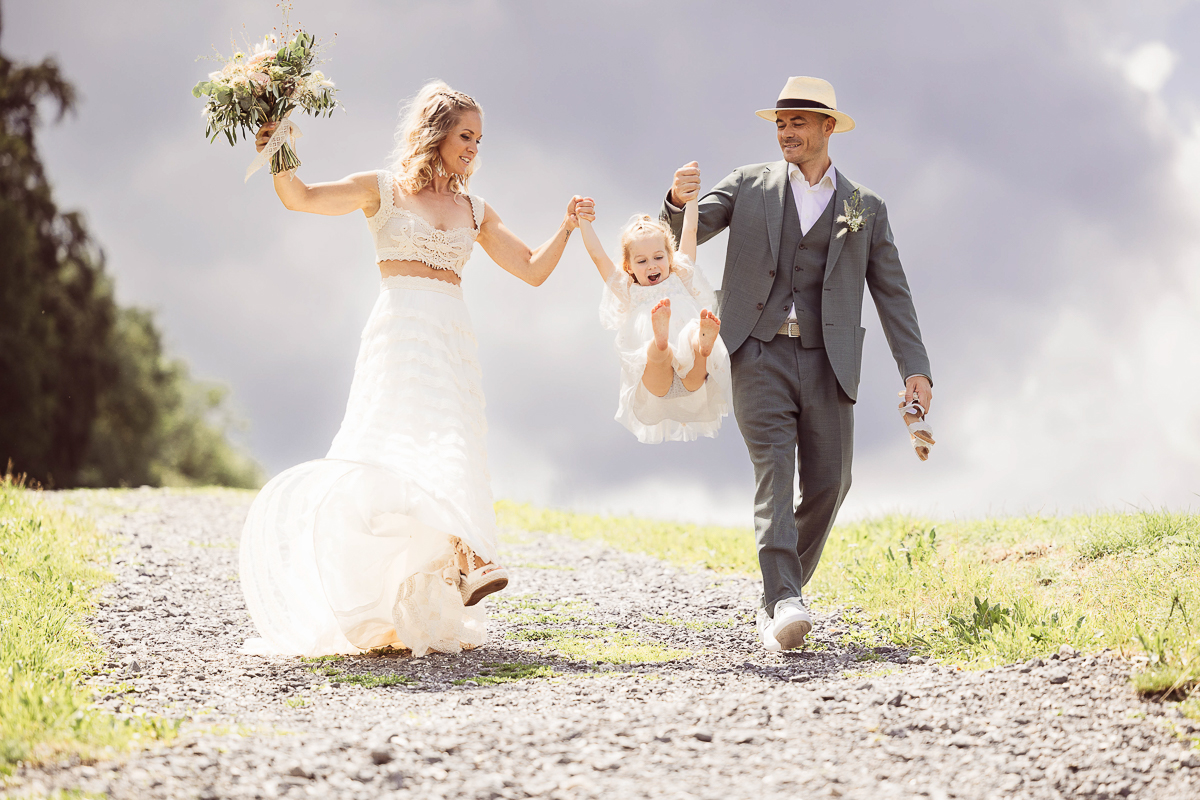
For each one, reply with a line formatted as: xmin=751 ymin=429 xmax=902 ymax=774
xmin=255 ymin=122 xmax=381 ymax=217
xmin=476 ymin=196 xmax=590 ymax=287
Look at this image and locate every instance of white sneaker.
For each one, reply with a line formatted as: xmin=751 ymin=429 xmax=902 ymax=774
xmin=757 ymin=597 xmax=812 ymax=651
xmin=756 ymin=608 xmax=781 ymax=651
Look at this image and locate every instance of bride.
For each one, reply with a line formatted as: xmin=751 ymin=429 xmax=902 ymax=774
xmin=239 ymin=82 xmax=587 ymax=657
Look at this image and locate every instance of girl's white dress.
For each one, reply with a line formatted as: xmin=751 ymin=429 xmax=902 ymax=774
xmin=600 ymin=256 xmax=732 ymax=443
xmin=239 ymin=171 xmax=496 ymax=657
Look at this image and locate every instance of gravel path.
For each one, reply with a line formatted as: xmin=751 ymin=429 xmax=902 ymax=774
xmin=7 ymin=489 xmax=1200 ymax=800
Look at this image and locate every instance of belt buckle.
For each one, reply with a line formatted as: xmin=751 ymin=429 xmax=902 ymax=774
xmin=785 ymin=321 xmax=800 ymax=338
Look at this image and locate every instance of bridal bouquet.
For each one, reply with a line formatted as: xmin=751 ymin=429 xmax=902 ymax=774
xmin=192 ymin=30 xmax=338 ymax=181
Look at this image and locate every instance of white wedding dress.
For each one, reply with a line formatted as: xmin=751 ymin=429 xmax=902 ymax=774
xmin=240 ymin=171 xmax=497 ymax=657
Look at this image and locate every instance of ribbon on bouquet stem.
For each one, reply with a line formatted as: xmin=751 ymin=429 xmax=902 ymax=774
xmin=244 ymin=115 xmax=303 ymax=183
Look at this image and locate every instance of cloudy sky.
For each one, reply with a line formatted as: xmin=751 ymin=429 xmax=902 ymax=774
xmin=8 ymin=0 xmax=1200 ymax=525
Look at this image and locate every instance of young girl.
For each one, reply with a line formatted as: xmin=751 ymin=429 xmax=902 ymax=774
xmin=578 ymin=200 xmax=733 ymax=443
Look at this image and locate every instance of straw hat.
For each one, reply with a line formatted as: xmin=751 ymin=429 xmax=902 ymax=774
xmin=756 ymin=76 xmax=855 ymax=133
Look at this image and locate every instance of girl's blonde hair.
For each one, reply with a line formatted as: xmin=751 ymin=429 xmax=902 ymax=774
xmin=387 ymin=81 xmax=482 ymax=194
xmin=619 ymin=215 xmax=677 ymax=281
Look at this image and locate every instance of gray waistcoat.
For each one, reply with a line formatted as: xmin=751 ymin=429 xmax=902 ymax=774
xmin=749 ymin=186 xmax=836 ymax=347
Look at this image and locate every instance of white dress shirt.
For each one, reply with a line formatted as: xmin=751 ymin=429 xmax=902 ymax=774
xmin=789 ymin=161 xmax=837 ymax=235
xmin=787 ymin=162 xmax=836 ymax=320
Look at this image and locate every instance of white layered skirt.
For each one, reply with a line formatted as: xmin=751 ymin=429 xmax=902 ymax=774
xmin=240 ymin=275 xmax=496 ymax=657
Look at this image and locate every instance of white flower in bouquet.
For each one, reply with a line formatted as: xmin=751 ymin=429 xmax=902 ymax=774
xmin=192 ymin=24 xmax=339 ymax=181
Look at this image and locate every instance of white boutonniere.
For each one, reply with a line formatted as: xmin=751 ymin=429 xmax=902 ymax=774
xmin=835 ymin=189 xmax=873 ymax=239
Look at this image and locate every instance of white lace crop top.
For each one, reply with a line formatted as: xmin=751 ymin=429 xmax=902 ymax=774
xmin=367 ymin=170 xmax=484 ymax=276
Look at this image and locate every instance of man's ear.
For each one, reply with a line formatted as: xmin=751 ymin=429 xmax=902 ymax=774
xmin=824 ymin=116 xmax=837 ymax=136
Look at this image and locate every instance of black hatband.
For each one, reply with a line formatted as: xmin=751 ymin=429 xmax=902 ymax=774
xmin=774 ymin=98 xmax=832 ymax=111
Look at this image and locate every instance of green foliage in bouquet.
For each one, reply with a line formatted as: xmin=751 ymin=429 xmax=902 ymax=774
xmin=192 ymin=30 xmax=338 ymax=176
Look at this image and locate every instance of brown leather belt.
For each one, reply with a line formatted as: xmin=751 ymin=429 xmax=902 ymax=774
xmin=778 ymin=320 xmax=801 ymax=337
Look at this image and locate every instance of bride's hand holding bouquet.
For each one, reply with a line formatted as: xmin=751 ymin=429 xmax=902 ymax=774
xmin=192 ymin=30 xmax=339 ymax=181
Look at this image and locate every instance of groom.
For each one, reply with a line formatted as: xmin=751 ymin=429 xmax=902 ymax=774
xmin=661 ymin=77 xmax=932 ymax=651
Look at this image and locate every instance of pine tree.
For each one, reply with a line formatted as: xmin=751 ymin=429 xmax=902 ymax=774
xmin=0 ymin=7 xmax=261 ymax=488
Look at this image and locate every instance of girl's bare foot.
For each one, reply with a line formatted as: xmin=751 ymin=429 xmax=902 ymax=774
xmin=698 ymin=309 xmax=721 ymax=357
xmin=651 ymin=298 xmax=671 ymax=352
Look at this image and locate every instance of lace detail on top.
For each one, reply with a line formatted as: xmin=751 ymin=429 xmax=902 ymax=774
xmin=368 ymin=170 xmax=484 ymax=276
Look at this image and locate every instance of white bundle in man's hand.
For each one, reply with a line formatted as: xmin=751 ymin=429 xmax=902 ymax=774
xmin=898 ymin=391 xmax=935 ymax=461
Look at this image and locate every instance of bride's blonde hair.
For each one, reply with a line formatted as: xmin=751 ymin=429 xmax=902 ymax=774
xmin=388 ymin=81 xmax=482 ymax=194
xmin=619 ymin=215 xmax=678 ymax=281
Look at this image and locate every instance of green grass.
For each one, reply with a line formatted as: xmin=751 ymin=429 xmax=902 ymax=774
xmin=815 ymin=514 xmax=1200 ymax=676
xmin=492 ymin=595 xmax=591 ymax=613
xmin=491 ymin=588 xmax=691 ymax=664
xmin=329 ymin=673 xmax=415 ymax=688
xmin=93 ymin=681 xmax=137 ymax=696
xmin=1076 ymin=511 xmax=1200 ymax=560
xmin=506 ymin=627 xmax=690 ymax=664
xmin=508 ymin=629 xmax=555 ymax=641
xmin=491 ymin=596 xmax=592 ymax=626
xmin=0 ymin=478 xmax=177 ymax=773
xmin=498 ymin=500 xmax=1200 ymax=697
xmin=842 ymin=666 xmax=899 ymax=681
xmin=642 ymin=613 xmax=736 ymax=630
xmin=452 ymin=662 xmax=558 ymax=686
xmin=496 ymin=501 xmax=756 ymax=572
xmin=1127 ymin=593 xmax=1200 ymax=700
xmin=305 ymin=660 xmax=416 ymax=688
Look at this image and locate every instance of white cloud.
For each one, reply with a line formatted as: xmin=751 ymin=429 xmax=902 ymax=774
xmin=1122 ymin=41 xmax=1177 ymax=93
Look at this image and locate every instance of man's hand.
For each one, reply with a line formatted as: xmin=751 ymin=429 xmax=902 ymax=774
xmin=670 ymin=161 xmax=701 ymax=207
xmin=905 ymin=375 xmax=933 ymax=414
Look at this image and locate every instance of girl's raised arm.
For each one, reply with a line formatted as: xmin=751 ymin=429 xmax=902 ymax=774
xmin=256 ymin=122 xmax=381 ymax=216
xmin=577 ymin=205 xmax=617 ymax=283
xmin=680 ymin=197 xmax=699 ymax=262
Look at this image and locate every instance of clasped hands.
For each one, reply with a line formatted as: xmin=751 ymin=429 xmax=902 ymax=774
xmin=670 ymin=161 xmax=701 ymax=207
xmin=567 ymin=196 xmax=596 ymax=231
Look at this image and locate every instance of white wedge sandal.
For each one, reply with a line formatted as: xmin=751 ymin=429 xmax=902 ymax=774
xmin=453 ymin=539 xmax=509 ymax=607
xmin=898 ymin=393 xmax=936 ymax=461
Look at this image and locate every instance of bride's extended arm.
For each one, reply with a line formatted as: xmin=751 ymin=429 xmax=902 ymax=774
xmin=679 ymin=198 xmax=698 ymax=262
xmin=256 ymin=122 xmax=380 ymax=216
xmin=476 ymin=196 xmax=587 ymax=287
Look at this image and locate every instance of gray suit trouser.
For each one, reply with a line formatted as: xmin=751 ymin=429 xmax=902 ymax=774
xmin=730 ymin=335 xmax=854 ymax=617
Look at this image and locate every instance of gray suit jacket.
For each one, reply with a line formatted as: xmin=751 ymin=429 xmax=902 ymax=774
xmin=662 ymin=161 xmax=931 ymax=402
